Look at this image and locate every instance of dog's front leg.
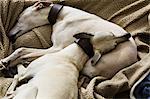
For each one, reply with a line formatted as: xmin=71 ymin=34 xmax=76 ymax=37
xmin=4 ymin=75 xmax=20 ymax=98
xmin=0 ymin=46 xmax=63 ymax=69
xmin=0 ymin=48 xmax=47 ymax=69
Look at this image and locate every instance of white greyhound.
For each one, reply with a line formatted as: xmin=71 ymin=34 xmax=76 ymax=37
xmin=0 ymin=1 xmax=137 ymax=78
xmin=3 ymin=32 xmax=131 ymax=99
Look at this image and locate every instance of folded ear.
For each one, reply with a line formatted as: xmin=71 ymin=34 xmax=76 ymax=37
xmin=73 ymin=32 xmax=94 ymax=39
xmin=40 ymin=1 xmax=53 ymax=7
xmin=33 ymin=1 xmax=52 ymax=10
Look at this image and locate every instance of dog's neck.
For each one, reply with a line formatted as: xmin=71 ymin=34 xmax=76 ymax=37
xmin=48 ymin=4 xmax=63 ymax=25
xmin=59 ymin=43 xmax=89 ymax=71
xmin=48 ymin=4 xmax=79 ymax=24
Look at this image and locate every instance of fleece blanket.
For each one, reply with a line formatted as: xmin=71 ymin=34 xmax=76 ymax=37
xmin=0 ymin=0 xmax=150 ymax=98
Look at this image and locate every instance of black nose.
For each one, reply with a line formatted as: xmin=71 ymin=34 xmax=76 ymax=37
xmin=122 ymin=33 xmax=131 ymax=39
xmin=7 ymin=34 xmax=16 ymax=43
xmin=8 ymin=30 xmax=22 ymax=43
xmin=116 ymin=33 xmax=131 ymax=44
xmin=119 ymin=33 xmax=131 ymax=41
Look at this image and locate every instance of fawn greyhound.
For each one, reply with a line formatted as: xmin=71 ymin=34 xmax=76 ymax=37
xmin=3 ymin=32 xmax=131 ymax=99
xmin=0 ymin=1 xmax=137 ymax=78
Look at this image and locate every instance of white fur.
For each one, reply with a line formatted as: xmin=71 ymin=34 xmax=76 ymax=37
xmin=4 ymin=36 xmax=119 ymax=99
xmin=1 ymin=2 xmax=138 ymax=79
xmin=1 ymin=2 xmax=138 ymax=98
xmin=3 ymin=2 xmax=137 ymax=70
xmin=11 ymin=43 xmax=88 ymax=99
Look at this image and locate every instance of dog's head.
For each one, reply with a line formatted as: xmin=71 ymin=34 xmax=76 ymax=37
xmin=74 ymin=32 xmax=131 ymax=66
xmin=8 ymin=1 xmax=53 ymax=40
xmin=74 ymin=32 xmax=131 ymax=53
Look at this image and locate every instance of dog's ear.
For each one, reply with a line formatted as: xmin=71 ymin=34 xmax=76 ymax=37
xmin=33 ymin=1 xmax=52 ymax=10
xmin=73 ymin=32 xmax=94 ymax=39
xmin=40 ymin=1 xmax=53 ymax=7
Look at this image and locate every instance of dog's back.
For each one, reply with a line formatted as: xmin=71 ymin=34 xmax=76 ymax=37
xmin=13 ymin=42 xmax=89 ymax=99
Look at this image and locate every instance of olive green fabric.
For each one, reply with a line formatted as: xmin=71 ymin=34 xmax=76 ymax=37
xmin=0 ymin=0 xmax=150 ymax=98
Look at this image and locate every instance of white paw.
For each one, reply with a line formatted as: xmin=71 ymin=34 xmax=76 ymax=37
xmin=0 ymin=60 xmax=7 ymax=70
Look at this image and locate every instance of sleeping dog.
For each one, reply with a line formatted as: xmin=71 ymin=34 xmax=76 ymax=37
xmin=0 ymin=1 xmax=137 ymax=78
xmin=3 ymin=32 xmax=131 ymax=99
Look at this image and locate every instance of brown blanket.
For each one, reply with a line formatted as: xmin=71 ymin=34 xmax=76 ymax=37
xmin=0 ymin=0 xmax=150 ymax=98
xmin=0 ymin=0 xmax=25 ymax=98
